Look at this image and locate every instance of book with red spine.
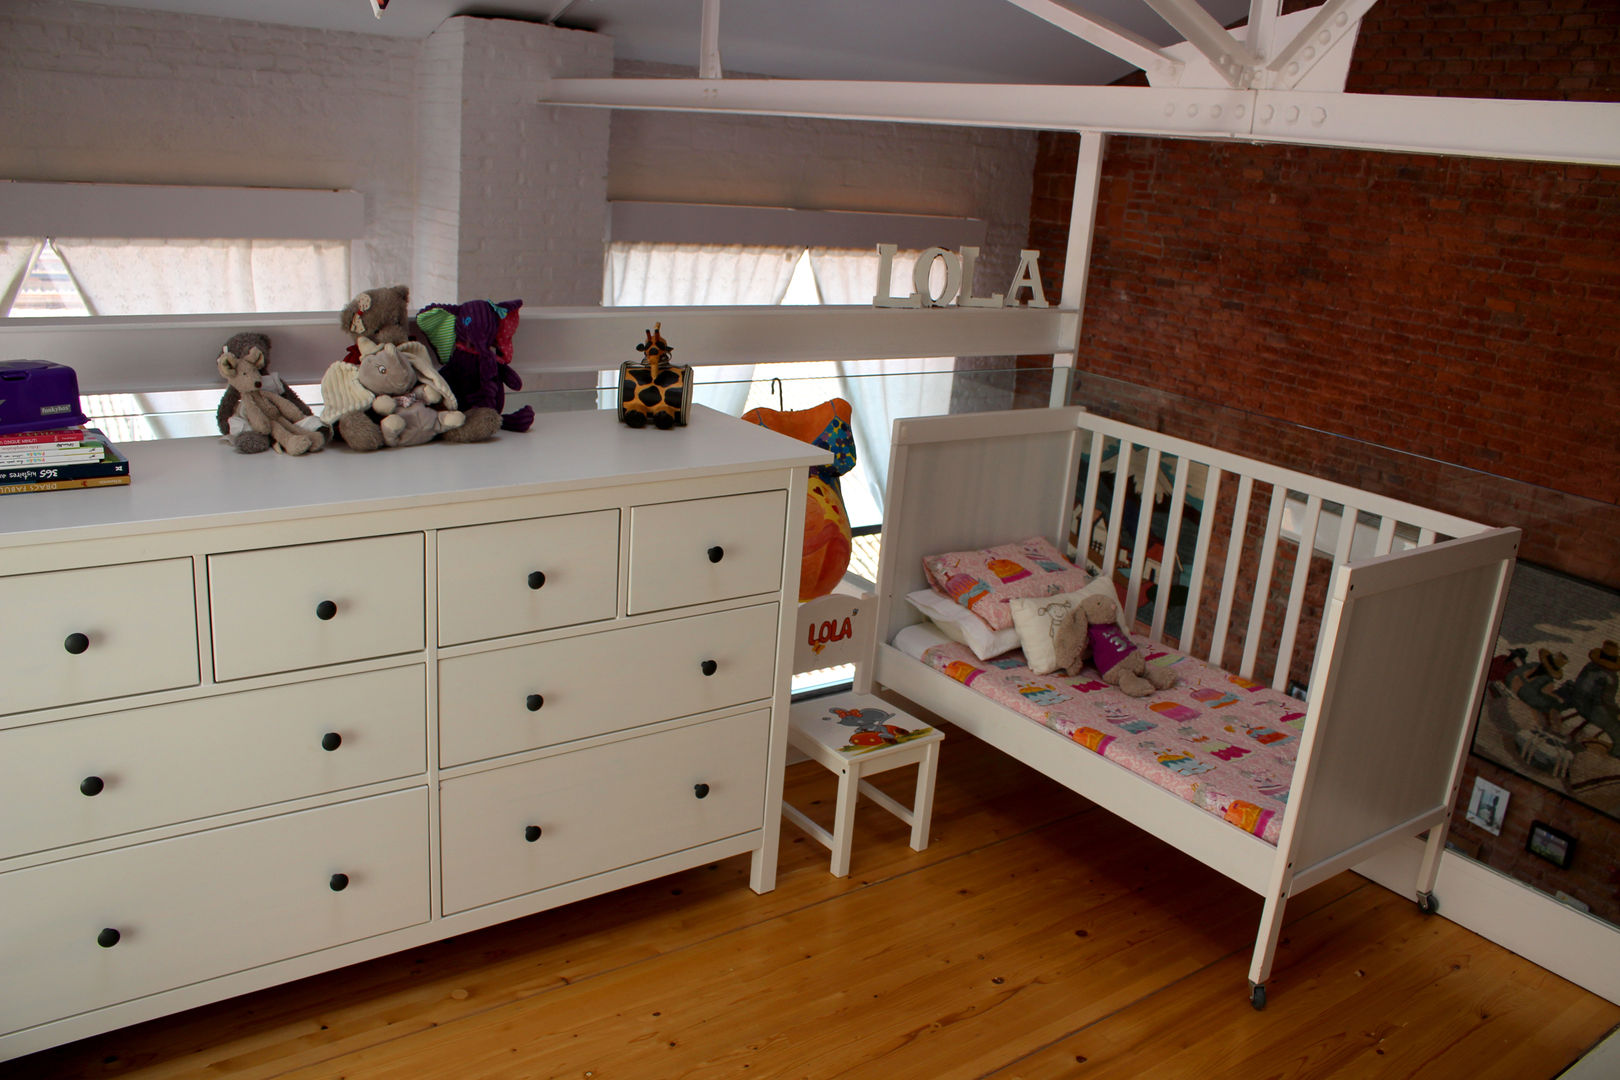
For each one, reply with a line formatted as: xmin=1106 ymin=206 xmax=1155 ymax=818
xmin=0 ymin=425 xmax=89 ymax=448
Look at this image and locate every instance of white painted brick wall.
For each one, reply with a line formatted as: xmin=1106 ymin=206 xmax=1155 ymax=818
xmin=0 ymin=0 xmax=419 ymax=291
xmin=3 ymin=4 xmax=1033 ymax=326
xmin=447 ymin=18 xmax=612 ymax=307
xmin=413 ymin=20 xmax=467 ymax=304
xmin=607 ymin=62 xmax=1038 ymax=294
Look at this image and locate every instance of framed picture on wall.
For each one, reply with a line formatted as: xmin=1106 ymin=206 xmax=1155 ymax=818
xmin=1471 ymin=561 xmax=1620 ymax=820
xmin=1527 ymin=821 xmax=1577 ymax=869
xmin=1465 ymin=776 xmax=1510 ymax=836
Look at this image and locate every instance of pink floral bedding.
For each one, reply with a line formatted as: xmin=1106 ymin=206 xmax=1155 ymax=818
xmin=919 ymin=639 xmax=1307 ymax=844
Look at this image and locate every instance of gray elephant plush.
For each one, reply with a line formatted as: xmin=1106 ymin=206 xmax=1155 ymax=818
xmin=320 ymin=340 xmax=465 ymax=450
xmin=330 ymin=285 xmax=502 ymax=450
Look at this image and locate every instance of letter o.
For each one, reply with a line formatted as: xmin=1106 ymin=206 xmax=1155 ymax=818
xmin=912 ymin=247 xmax=962 ymax=307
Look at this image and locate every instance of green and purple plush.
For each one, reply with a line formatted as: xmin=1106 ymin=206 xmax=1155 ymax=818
xmin=416 ymin=299 xmax=535 ymax=433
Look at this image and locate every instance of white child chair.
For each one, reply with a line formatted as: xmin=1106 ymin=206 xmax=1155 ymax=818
xmin=782 ymin=592 xmax=944 ymax=877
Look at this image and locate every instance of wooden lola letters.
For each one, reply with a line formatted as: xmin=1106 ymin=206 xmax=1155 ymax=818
xmin=871 ymin=244 xmax=1048 ymax=309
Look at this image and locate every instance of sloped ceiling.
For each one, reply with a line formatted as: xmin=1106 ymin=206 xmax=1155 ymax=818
xmin=70 ymin=0 xmax=1251 ymax=85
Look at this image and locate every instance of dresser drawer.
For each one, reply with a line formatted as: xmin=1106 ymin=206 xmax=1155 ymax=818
xmin=438 ymin=603 xmax=779 ymax=766
xmin=0 ymin=788 xmax=428 ymax=1037
xmin=208 ymin=533 xmax=425 ymax=681
xmin=0 ymin=666 xmax=426 ymax=860
xmin=0 ymin=559 xmax=198 ymax=718
xmin=439 ymin=709 xmax=768 ymax=914
xmin=437 ymin=510 xmax=619 ymax=646
xmin=627 ymin=491 xmax=787 ymax=614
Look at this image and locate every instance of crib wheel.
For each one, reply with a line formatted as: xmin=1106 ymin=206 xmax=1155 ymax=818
xmin=1249 ymin=982 xmax=1267 ymax=1011
xmin=1417 ymin=892 xmax=1440 ymax=916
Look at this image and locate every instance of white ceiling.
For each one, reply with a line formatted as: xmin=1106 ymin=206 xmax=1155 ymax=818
xmin=72 ymin=0 xmax=1251 ymax=86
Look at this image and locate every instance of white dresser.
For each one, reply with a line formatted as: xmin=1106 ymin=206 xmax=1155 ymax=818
xmin=0 ymin=405 xmax=826 ymax=1059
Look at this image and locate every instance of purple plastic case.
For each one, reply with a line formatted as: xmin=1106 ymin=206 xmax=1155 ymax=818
xmin=0 ymin=360 xmax=91 ymax=434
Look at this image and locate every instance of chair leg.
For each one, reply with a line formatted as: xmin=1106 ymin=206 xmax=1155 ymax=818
xmin=829 ymin=763 xmax=861 ymax=877
xmin=910 ymin=741 xmax=941 ymax=852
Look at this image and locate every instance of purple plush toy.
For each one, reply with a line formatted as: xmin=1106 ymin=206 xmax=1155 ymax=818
xmin=416 ymin=299 xmax=535 ymax=433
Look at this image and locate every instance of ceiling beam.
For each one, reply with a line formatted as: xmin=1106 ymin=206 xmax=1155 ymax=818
xmin=1139 ymin=0 xmax=1262 ymax=88
xmin=699 ymin=0 xmax=722 ymax=79
xmin=1264 ymin=0 xmax=1379 ymax=89
xmin=1245 ymin=0 xmax=1282 ymax=63
xmin=539 ymin=78 xmax=1620 ymax=166
xmin=999 ymin=0 xmax=1184 ymax=85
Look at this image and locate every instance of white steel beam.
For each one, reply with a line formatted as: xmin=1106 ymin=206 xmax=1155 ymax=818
xmin=540 ymin=78 xmax=1620 ymax=166
xmin=1250 ymin=89 xmax=1617 ymax=164
xmin=1140 ymin=0 xmax=1262 ymax=87
xmin=1000 ymin=0 xmax=1184 ymax=85
xmin=699 ymin=0 xmax=722 ymax=79
xmin=1245 ymin=0 xmax=1283 ymax=63
xmin=1265 ymin=0 xmax=1379 ymax=89
xmin=1050 ymin=131 xmax=1107 ymax=407
xmin=544 ymin=78 xmax=1256 ymax=137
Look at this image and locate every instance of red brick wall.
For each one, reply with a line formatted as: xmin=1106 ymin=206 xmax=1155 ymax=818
xmin=1025 ymin=0 xmax=1620 ymax=922
xmin=1348 ymin=0 xmax=1620 ymax=100
xmin=1081 ymin=140 xmax=1619 ymax=517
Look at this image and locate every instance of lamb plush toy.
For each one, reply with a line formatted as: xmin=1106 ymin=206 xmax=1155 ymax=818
xmin=1054 ymin=592 xmax=1179 ymax=698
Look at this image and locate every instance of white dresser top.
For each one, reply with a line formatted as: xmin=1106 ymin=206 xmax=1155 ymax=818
xmin=0 ymin=406 xmax=830 ymax=548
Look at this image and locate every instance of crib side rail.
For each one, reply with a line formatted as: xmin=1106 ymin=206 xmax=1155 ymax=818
xmin=870 ymin=407 xmax=1087 ymax=662
xmin=1071 ymin=413 xmax=1489 ymax=691
xmin=1276 ymin=526 xmax=1520 ymax=887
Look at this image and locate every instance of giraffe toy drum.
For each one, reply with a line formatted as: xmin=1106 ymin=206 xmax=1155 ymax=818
xmin=618 ymin=322 xmax=692 ymax=429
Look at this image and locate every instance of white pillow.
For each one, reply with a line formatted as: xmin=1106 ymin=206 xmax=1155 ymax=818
xmin=1008 ymin=577 xmax=1133 ymax=675
xmin=906 ymin=589 xmax=1020 ymax=661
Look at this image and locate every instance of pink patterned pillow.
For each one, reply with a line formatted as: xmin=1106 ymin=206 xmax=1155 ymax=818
xmin=922 ymin=536 xmax=1092 ymax=633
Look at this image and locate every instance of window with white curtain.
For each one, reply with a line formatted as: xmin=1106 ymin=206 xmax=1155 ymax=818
xmin=601 ymin=239 xmax=955 ymax=530
xmin=0 ymin=235 xmax=349 ymax=442
xmin=1 ymin=236 xmax=349 ymax=317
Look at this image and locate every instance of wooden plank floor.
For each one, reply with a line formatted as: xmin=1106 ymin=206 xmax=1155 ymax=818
xmin=7 ymin=722 xmax=1617 ymax=1080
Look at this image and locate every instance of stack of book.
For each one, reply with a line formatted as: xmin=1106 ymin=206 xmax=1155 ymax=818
xmin=0 ymin=425 xmax=131 ymax=496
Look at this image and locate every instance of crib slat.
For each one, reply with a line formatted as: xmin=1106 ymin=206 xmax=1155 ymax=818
xmin=1150 ymin=456 xmax=1191 ymax=644
xmin=1208 ymin=473 xmax=1254 ymax=669
xmin=1124 ymin=446 xmax=1161 ymax=623
xmin=1240 ymin=485 xmax=1288 ymax=681
xmin=1333 ymin=502 xmax=1358 ymax=567
xmin=1417 ymin=525 xmax=1436 ymax=548
xmin=1273 ymin=493 xmax=1323 ymax=691
xmin=1076 ymin=429 xmax=1106 ymax=569
xmin=1178 ymin=467 xmax=1222 ymax=648
xmin=1374 ymin=516 xmax=1397 ymax=556
xmin=1056 ymin=427 xmax=1085 ymax=557
xmin=1102 ymin=439 xmax=1131 ymax=581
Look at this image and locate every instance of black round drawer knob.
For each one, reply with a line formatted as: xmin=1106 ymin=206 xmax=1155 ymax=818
xmin=700 ymin=659 xmax=718 ymax=677
xmin=64 ymin=632 xmax=90 ymax=655
xmin=321 ymin=732 xmax=343 ymax=752
xmin=80 ymin=775 xmax=105 ymax=797
xmin=315 ymin=600 xmax=338 ymax=621
xmin=707 ymin=546 xmax=724 ymax=564
xmin=526 ymin=693 xmax=545 ymax=712
xmin=97 ymin=928 xmax=121 ymax=948
xmin=693 ymin=783 xmax=711 ymax=800
xmin=524 ymin=825 xmax=543 ymax=842
xmin=527 ymin=570 xmax=547 ymax=590
xmin=329 ymin=873 xmax=350 ymax=892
